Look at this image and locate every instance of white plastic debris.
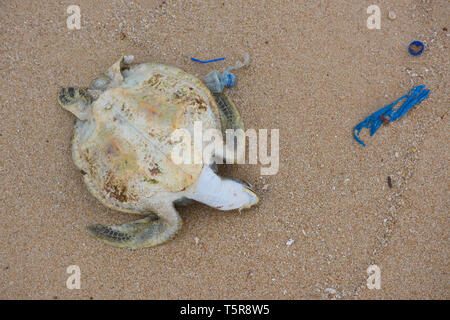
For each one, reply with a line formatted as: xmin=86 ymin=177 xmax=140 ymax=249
xmin=325 ymin=288 xmax=337 ymax=296
xmin=123 ymin=55 xmax=134 ymax=64
xmin=286 ymin=239 xmax=295 ymax=246
xmin=388 ymin=11 xmax=397 ymax=20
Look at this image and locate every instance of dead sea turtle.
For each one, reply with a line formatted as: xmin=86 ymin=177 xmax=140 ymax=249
xmin=57 ymin=56 xmax=258 ymax=249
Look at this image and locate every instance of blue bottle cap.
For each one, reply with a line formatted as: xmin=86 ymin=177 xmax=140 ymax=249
xmin=408 ymin=41 xmax=424 ymax=55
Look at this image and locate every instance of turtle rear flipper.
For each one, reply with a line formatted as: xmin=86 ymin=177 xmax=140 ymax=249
xmin=213 ymin=92 xmax=246 ymax=163
xmin=58 ymin=87 xmax=94 ymax=120
xmin=91 ymin=55 xmax=133 ymax=90
xmin=213 ymin=92 xmax=244 ymax=131
xmin=86 ymin=206 xmax=182 ymax=249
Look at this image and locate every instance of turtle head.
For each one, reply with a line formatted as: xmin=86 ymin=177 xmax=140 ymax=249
xmin=225 ymin=177 xmax=259 ymax=211
xmin=189 ymin=166 xmax=259 ymax=211
xmin=58 ymin=87 xmax=94 ymax=120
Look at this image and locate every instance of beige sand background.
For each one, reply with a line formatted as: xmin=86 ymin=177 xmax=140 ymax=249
xmin=0 ymin=0 xmax=448 ymax=299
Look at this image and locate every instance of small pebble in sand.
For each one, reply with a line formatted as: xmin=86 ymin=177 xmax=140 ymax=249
xmin=324 ymin=288 xmax=337 ymax=295
xmin=388 ymin=11 xmax=396 ymax=20
xmin=194 ymin=237 xmax=199 ymax=244
xmin=395 ymin=152 xmax=399 ymax=158
xmin=380 ymin=115 xmax=390 ymax=126
xmin=286 ymin=239 xmax=295 ymax=246
xmin=411 ymin=147 xmax=417 ymax=153
xmin=262 ymin=184 xmax=269 ymax=191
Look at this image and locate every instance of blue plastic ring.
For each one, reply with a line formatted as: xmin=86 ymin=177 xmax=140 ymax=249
xmin=408 ymin=41 xmax=424 ymax=56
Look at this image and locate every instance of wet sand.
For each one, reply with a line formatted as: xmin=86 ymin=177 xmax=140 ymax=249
xmin=0 ymin=0 xmax=448 ymax=299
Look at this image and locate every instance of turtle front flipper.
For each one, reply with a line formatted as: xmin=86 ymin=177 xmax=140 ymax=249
xmin=86 ymin=205 xmax=182 ymax=249
xmin=58 ymin=87 xmax=94 ymax=120
xmin=213 ymin=92 xmax=244 ymax=131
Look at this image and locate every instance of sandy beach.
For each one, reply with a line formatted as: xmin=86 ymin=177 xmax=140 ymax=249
xmin=0 ymin=0 xmax=448 ymax=299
